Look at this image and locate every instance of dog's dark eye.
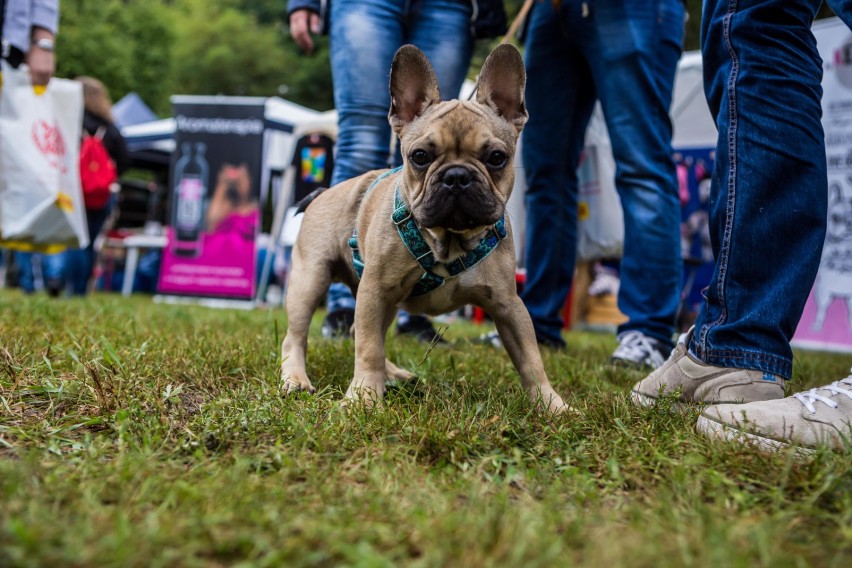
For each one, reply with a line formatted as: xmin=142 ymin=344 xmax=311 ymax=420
xmin=410 ymin=149 xmax=432 ymax=167
xmin=486 ymin=151 xmax=507 ymax=169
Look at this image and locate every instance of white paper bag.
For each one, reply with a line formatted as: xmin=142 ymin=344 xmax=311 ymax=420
xmin=0 ymin=62 xmax=89 ymax=252
xmin=577 ymin=104 xmax=623 ymax=261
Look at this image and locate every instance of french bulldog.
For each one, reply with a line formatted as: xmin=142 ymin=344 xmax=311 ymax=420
xmin=280 ymin=44 xmax=567 ymax=414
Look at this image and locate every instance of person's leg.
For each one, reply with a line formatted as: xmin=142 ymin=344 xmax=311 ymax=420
xmin=519 ymin=0 xmax=596 ymax=348
xmin=329 ymin=0 xmax=404 ymax=185
xmin=65 ymin=248 xmax=87 ymax=295
xmin=41 ymin=252 xmax=66 ymax=296
xmin=14 ymin=252 xmax=35 ymax=294
xmin=405 ymin=0 xmax=473 ymax=100
xmin=323 ymin=0 xmax=406 ymax=333
xmin=633 ymin=0 xmax=824 ymax=406
xmin=67 ymin=206 xmax=111 ymax=296
xmin=587 ymin=0 xmax=683 ymax=365
xmin=394 ymin=0 xmax=475 ymax=341
xmin=695 ymin=0 xmax=825 ymax=376
xmin=693 ymin=0 xmax=852 ymax=450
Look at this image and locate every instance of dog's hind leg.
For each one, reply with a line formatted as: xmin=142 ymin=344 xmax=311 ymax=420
xmin=386 ymin=359 xmax=415 ymax=382
xmin=281 ymin=249 xmax=331 ymax=394
xmin=382 ymin=309 xmax=415 ymax=382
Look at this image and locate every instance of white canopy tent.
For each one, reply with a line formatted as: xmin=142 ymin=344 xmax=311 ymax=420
xmin=670 ymin=51 xmax=717 ymax=150
xmin=121 ymin=96 xmax=338 ymax=172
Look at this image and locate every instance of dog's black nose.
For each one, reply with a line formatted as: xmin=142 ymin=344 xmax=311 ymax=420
xmin=442 ymin=167 xmax=473 ymax=193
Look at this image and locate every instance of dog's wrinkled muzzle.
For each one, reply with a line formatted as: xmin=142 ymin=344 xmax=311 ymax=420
xmin=418 ymin=166 xmax=502 ymax=231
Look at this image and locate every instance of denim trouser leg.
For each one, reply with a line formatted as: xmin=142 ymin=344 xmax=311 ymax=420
xmin=15 ymin=252 xmax=35 ymax=293
xmin=328 ymin=0 xmax=473 ymax=186
xmin=589 ymin=0 xmax=684 ymax=346
xmin=66 ymin=205 xmax=112 ymax=295
xmin=326 ymin=0 xmax=473 ymax=313
xmin=520 ymin=0 xmax=596 ymax=345
xmin=14 ymin=252 xmax=64 ymax=293
xmin=692 ymin=0 xmax=826 ymax=378
xmin=41 ymin=252 xmax=66 ymax=285
xmin=520 ymin=0 xmax=681 ymax=346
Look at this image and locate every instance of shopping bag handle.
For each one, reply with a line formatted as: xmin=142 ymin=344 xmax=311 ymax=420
xmin=0 ymin=65 xmax=48 ymax=95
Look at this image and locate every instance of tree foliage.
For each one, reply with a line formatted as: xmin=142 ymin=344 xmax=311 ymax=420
xmin=56 ymin=1 xmax=830 ymax=118
xmin=56 ymin=0 xmax=333 ymax=116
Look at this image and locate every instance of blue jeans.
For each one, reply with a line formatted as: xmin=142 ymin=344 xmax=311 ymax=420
xmin=689 ymin=0 xmax=851 ymax=378
xmin=65 ymin=203 xmax=113 ymax=295
xmin=15 ymin=251 xmax=66 ymax=293
xmin=520 ymin=0 xmax=684 ymax=346
xmin=325 ymin=0 xmax=474 ymax=313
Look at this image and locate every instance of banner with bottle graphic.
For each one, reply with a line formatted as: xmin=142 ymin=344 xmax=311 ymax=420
xmin=157 ymin=97 xmax=265 ymax=299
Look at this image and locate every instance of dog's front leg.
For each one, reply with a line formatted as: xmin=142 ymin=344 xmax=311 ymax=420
xmin=487 ymin=295 xmax=568 ymax=414
xmin=345 ymin=287 xmax=394 ymax=406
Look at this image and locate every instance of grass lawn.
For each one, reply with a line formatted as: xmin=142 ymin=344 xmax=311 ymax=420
xmin=1 ymin=290 xmax=851 ymax=567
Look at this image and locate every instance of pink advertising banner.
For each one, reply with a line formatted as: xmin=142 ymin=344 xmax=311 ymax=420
xmin=157 ymin=97 xmax=265 ymax=300
xmin=793 ymin=19 xmax=852 ymax=353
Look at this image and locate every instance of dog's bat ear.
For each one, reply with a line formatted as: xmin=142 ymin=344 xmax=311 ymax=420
xmin=476 ymin=43 xmax=528 ymax=132
xmin=389 ymin=45 xmax=441 ymax=134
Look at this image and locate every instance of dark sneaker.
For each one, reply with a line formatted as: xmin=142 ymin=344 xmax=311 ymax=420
xmin=396 ymin=314 xmax=447 ymax=344
xmin=610 ymin=330 xmax=671 ymax=370
xmin=321 ymin=309 xmax=355 ymax=339
xmin=477 ymin=329 xmax=565 ymax=350
xmin=46 ymin=278 xmax=64 ymax=298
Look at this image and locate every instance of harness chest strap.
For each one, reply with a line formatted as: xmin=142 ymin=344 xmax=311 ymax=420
xmin=349 ymin=168 xmax=507 ymax=298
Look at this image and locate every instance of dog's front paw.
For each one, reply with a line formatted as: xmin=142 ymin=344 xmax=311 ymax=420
xmin=343 ymin=377 xmax=386 ymax=408
xmin=281 ymin=371 xmax=316 ymax=395
xmin=530 ymin=387 xmax=573 ymax=415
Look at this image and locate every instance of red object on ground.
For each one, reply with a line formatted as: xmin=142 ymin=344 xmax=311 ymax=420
xmin=472 ymin=269 xmax=573 ymax=329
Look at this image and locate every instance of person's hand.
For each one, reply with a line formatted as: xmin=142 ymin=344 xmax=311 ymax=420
xmin=290 ymin=9 xmax=322 ymax=54
xmin=26 ymin=42 xmax=55 ymax=88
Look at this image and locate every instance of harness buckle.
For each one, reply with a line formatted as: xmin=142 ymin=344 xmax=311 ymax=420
xmin=392 ymin=209 xmax=411 ymax=225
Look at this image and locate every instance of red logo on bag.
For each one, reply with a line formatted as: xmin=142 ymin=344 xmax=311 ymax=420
xmin=32 ymin=120 xmax=67 ymax=173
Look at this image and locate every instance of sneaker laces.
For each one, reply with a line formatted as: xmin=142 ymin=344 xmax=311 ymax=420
xmin=793 ymin=375 xmax=852 ymax=414
xmin=587 ymin=266 xmax=620 ymax=297
xmin=614 ymin=331 xmax=667 ymax=367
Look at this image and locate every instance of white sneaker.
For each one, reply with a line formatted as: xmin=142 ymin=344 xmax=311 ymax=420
xmin=697 ymin=374 xmax=852 ymax=451
xmin=587 ymin=264 xmax=620 ymax=297
xmin=478 ymin=330 xmax=503 ymax=348
xmin=630 ymin=327 xmax=785 ymax=407
xmin=611 ymin=330 xmax=671 ymax=370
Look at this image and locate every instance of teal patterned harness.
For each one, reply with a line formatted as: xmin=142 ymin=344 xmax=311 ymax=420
xmin=348 ymin=167 xmax=507 ymax=298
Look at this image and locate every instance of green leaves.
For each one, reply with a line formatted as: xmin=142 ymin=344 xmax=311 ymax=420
xmin=56 ymin=0 xmax=333 ymax=116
